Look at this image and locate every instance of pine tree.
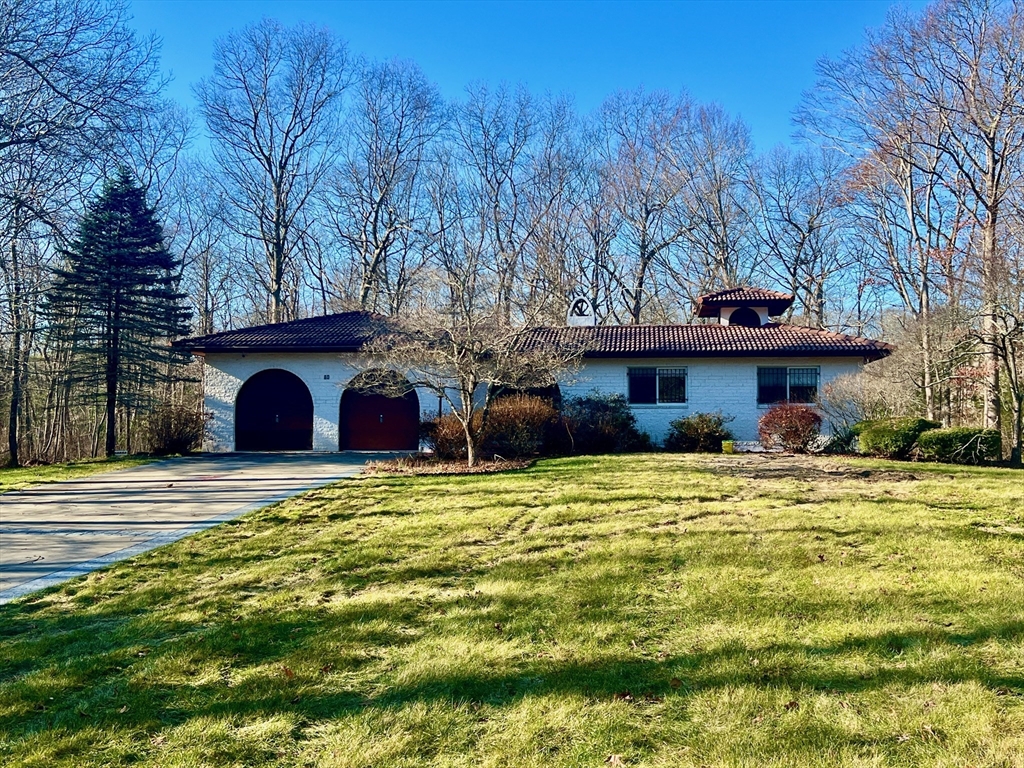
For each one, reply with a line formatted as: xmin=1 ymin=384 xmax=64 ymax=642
xmin=47 ymin=169 xmax=191 ymax=457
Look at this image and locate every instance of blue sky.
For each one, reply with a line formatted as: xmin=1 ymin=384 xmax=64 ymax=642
xmin=128 ymin=0 xmax=920 ymax=152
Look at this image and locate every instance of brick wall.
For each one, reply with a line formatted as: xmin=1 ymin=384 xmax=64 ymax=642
xmin=563 ymin=357 xmax=863 ymax=443
xmin=203 ymin=352 xmax=865 ymax=451
xmin=202 ymin=352 xmax=436 ymax=452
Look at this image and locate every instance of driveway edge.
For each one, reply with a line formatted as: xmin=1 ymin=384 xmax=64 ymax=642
xmin=0 ymin=471 xmax=356 ymax=606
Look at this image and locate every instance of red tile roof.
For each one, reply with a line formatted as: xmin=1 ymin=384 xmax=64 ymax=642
xmin=175 ymin=311 xmax=393 ymax=353
xmin=177 ymin=311 xmax=892 ymax=362
xmin=696 ymin=287 xmax=795 ymax=317
xmin=524 ymin=323 xmax=892 ymax=361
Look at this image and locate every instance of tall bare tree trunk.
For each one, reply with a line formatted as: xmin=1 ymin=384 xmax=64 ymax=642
xmin=5 ymin=227 xmax=25 ymax=467
xmin=982 ymin=205 xmax=1001 ymax=434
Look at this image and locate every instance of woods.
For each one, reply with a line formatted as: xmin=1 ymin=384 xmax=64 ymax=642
xmin=4 ymin=0 xmax=1024 ymax=464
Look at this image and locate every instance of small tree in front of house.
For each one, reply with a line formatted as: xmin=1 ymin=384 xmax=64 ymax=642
xmin=46 ymin=169 xmax=191 ymax=457
xmin=360 ymin=312 xmax=585 ymax=467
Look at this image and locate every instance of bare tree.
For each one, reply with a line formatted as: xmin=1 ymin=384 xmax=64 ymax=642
xmin=749 ymin=147 xmax=852 ymax=328
xmin=672 ymin=103 xmax=760 ymax=302
xmin=166 ymin=157 xmax=234 ymax=335
xmin=514 ymin=96 xmax=583 ymax=324
xmin=0 ymin=0 xmax=160 ymax=159
xmin=570 ymin=149 xmax=622 ymax=324
xmin=195 ymin=19 xmax=349 ymax=323
xmin=352 ymin=143 xmax=585 ymax=467
xmin=805 ymin=0 xmax=1024 ymax=434
xmin=599 ymin=89 xmax=692 ymax=323
xmin=0 ymin=0 xmax=161 ymax=465
xmin=319 ymin=58 xmax=444 ymax=315
xmin=361 ymin=315 xmax=583 ymax=467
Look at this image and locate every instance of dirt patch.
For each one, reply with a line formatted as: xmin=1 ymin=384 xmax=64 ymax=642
xmin=363 ymin=455 xmax=534 ymax=476
xmin=703 ymin=453 xmax=919 ymax=483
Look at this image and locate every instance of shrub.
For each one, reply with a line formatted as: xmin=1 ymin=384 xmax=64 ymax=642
xmin=146 ymin=404 xmax=207 ymax=455
xmin=916 ymin=427 xmax=1002 ymax=465
xmin=664 ymin=411 xmax=734 ymax=453
xmin=421 ymin=413 xmax=468 ymax=460
xmin=758 ymin=404 xmax=822 ymax=453
xmin=562 ymin=391 xmax=652 ymax=455
xmin=818 ymin=370 xmax=905 ymax=428
xmin=819 ymin=425 xmax=858 ymax=455
xmin=855 ymin=417 xmax=940 ymax=459
xmin=481 ymin=394 xmax=559 ymax=459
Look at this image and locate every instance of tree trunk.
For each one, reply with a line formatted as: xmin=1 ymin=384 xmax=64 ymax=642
xmin=463 ymin=420 xmax=477 ymax=467
xmin=920 ymin=280 xmax=936 ymax=422
xmin=1011 ymin=394 xmax=1022 ymax=467
xmin=981 ymin=210 xmax=1001 ymax=435
xmin=5 ymin=233 xmax=25 ymax=468
xmin=7 ymin=325 xmax=21 ymax=467
xmin=105 ymin=328 xmax=120 ymax=458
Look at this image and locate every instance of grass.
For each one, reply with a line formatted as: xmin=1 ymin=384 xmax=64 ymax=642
xmin=0 ymin=456 xmax=154 ymax=494
xmin=2 ymin=452 xmax=1024 ymax=766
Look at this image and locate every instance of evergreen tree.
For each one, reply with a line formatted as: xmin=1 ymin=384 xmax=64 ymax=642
xmin=47 ymin=169 xmax=191 ymax=457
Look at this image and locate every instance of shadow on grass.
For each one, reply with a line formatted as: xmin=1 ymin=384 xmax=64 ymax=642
xmin=4 ymin=571 xmax=1024 ymax=745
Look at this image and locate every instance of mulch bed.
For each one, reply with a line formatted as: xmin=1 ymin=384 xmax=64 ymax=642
xmin=363 ymin=455 xmax=534 ymax=476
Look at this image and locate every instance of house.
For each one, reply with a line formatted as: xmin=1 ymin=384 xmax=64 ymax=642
xmin=178 ymin=287 xmax=891 ymax=452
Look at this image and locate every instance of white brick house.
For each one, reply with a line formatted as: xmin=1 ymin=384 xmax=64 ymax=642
xmin=179 ymin=288 xmax=892 ymax=451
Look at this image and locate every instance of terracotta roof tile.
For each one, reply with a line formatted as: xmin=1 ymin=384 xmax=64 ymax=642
xmin=699 ymin=287 xmax=794 ymax=303
xmin=177 ymin=311 xmax=892 ymax=362
xmin=524 ymin=323 xmax=892 ymax=361
xmin=176 ymin=311 xmax=392 ymax=353
xmin=695 ymin=286 xmax=795 ymax=317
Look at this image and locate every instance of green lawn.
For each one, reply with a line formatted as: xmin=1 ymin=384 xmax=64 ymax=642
xmin=0 ymin=456 xmax=154 ymax=494
xmin=2 ymin=453 xmax=1024 ymax=767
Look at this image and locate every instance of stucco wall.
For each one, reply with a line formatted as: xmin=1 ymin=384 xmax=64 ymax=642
xmin=202 ymin=352 xmax=438 ymax=452
xmin=201 ymin=351 xmax=865 ymax=451
xmin=564 ymin=357 xmax=863 ymax=443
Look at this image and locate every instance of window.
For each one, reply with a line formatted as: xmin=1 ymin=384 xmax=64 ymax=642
xmin=757 ymin=366 xmax=819 ymax=404
xmin=788 ymin=368 xmax=819 ymax=403
xmin=628 ymin=367 xmax=687 ymax=404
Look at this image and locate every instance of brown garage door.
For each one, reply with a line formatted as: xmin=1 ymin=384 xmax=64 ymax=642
xmin=235 ymin=369 xmax=314 ymax=451
xmin=340 ymin=374 xmax=419 ymax=451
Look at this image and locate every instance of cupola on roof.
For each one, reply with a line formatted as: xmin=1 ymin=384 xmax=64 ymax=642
xmin=695 ymin=287 xmax=795 ymax=318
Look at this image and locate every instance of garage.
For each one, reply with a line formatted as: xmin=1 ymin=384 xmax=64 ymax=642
xmin=340 ymin=371 xmax=419 ymax=451
xmin=235 ymin=369 xmax=314 ymax=451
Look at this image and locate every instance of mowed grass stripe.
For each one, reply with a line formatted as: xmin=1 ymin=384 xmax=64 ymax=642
xmin=1 ymin=453 xmax=1024 ymax=766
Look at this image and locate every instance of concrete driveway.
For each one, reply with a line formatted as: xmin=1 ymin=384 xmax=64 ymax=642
xmin=0 ymin=453 xmax=386 ymax=604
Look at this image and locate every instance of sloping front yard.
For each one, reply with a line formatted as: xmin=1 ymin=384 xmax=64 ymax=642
xmin=2 ymin=454 xmax=1024 ymax=766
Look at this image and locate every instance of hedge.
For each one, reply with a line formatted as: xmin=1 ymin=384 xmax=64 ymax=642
xmin=562 ymin=392 xmax=652 ymax=454
xmin=916 ymin=427 xmax=1002 ymax=465
xmin=855 ymin=417 xmax=940 ymax=459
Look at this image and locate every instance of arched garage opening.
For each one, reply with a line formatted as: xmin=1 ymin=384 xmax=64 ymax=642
xmin=235 ymin=369 xmax=314 ymax=451
xmin=340 ymin=370 xmax=419 ymax=451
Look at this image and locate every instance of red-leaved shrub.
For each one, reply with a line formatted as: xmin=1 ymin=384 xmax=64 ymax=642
xmin=758 ymin=403 xmax=822 ymax=453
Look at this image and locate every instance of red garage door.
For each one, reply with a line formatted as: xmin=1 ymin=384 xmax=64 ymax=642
xmin=340 ymin=372 xmax=419 ymax=451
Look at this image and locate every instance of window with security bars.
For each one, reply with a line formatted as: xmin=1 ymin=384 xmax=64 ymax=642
xmin=757 ymin=366 xmax=819 ymax=404
xmin=627 ymin=367 xmax=687 ymax=404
